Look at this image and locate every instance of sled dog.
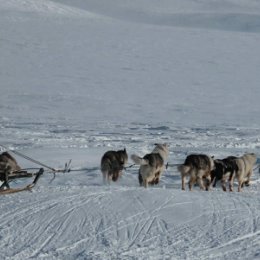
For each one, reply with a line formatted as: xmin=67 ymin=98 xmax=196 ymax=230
xmin=101 ymin=148 xmax=128 ymax=184
xmin=229 ymin=153 xmax=257 ymax=192
xmin=178 ymin=154 xmax=214 ymax=191
xmin=211 ymin=156 xmax=238 ymax=191
xmin=131 ymin=143 xmax=169 ymax=188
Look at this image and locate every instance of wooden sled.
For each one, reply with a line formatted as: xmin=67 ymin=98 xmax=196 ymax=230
xmin=0 ymin=168 xmax=44 ymax=195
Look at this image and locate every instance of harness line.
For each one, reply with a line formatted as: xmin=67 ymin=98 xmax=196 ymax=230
xmin=0 ymin=144 xmax=56 ymax=171
xmin=1 ymin=144 xmax=259 ymax=177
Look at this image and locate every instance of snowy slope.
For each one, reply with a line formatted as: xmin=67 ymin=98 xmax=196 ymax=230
xmin=0 ymin=0 xmax=260 ymax=259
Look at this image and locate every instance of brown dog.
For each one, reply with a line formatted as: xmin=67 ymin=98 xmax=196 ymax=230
xmin=178 ymin=154 xmax=215 ymax=191
xmin=229 ymin=153 xmax=257 ymax=192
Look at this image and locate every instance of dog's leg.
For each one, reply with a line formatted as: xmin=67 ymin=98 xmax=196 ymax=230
xmin=244 ymin=170 xmax=252 ymax=186
xmin=229 ymin=182 xmax=233 ymax=192
xmin=212 ymin=177 xmax=217 ymax=188
xmin=112 ymin=171 xmax=119 ymax=182
xmin=221 ymin=176 xmax=227 ymax=191
xmin=206 ymin=178 xmax=211 ymax=191
xmin=210 ymin=177 xmax=216 ymax=190
xmin=103 ymin=171 xmax=111 ymax=185
xmin=229 ymin=172 xmax=235 ymax=192
xmin=144 ymin=179 xmax=148 ymax=188
xmin=197 ymin=177 xmax=205 ymax=190
xmin=188 ymin=174 xmax=196 ymax=191
xmin=205 ymin=175 xmax=211 ymax=191
xmin=153 ymin=170 xmax=161 ymax=185
xmin=181 ymin=173 xmax=186 ymax=190
xmin=197 ymin=170 xmax=206 ymax=190
xmin=151 ymin=176 xmax=159 ymax=185
xmin=102 ymin=171 xmax=107 ymax=185
xmin=138 ymin=170 xmax=143 ymax=186
xmin=236 ymin=169 xmax=244 ymax=192
xmin=221 ymin=179 xmax=227 ymax=191
xmin=238 ymin=179 xmax=243 ymax=192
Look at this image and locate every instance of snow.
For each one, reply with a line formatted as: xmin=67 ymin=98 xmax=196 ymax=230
xmin=0 ymin=0 xmax=260 ymax=259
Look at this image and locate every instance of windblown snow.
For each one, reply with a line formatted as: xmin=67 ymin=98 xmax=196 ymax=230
xmin=0 ymin=0 xmax=260 ymax=259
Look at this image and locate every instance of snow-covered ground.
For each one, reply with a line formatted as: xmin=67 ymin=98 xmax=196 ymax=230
xmin=0 ymin=0 xmax=260 ymax=259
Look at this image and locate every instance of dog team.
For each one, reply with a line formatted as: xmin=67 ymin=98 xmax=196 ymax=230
xmin=0 ymin=144 xmax=257 ymax=192
xmin=100 ymin=143 xmax=257 ymax=192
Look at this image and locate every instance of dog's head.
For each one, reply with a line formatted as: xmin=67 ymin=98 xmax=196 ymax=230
xmin=153 ymin=143 xmax=169 ymax=161
xmin=222 ymin=157 xmax=238 ymax=172
xmin=243 ymin=153 xmax=257 ymax=165
xmin=117 ymin=148 xmax=128 ymax=167
xmin=211 ymin=159 xmax=225 ymax=181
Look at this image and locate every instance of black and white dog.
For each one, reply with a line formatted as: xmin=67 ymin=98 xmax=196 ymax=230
xmin=211 ymin=153 xmax=257 ymax=192
xmin=211 ymin=156 xmax=238 ymax=191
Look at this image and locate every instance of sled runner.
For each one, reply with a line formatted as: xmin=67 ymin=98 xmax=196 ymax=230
xmin=0 ymin=167 xmax=44 ymax=195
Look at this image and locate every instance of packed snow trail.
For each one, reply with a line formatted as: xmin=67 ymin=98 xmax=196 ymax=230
xmin=1 ymin=169 xmax=260 ymax=260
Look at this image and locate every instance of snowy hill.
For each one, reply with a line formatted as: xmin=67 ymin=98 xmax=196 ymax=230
xmin=0 ymin=0 xmax=260 ymax=259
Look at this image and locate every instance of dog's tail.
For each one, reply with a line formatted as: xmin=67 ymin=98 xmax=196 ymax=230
xmin=131 ymin=154 xmax=149 ymax=166
xmin=177 ymin=164 xmax=190 ymax=174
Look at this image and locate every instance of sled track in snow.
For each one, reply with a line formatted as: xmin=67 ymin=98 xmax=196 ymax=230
xmin=1 ymin=183 xmax=260 ymax=259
